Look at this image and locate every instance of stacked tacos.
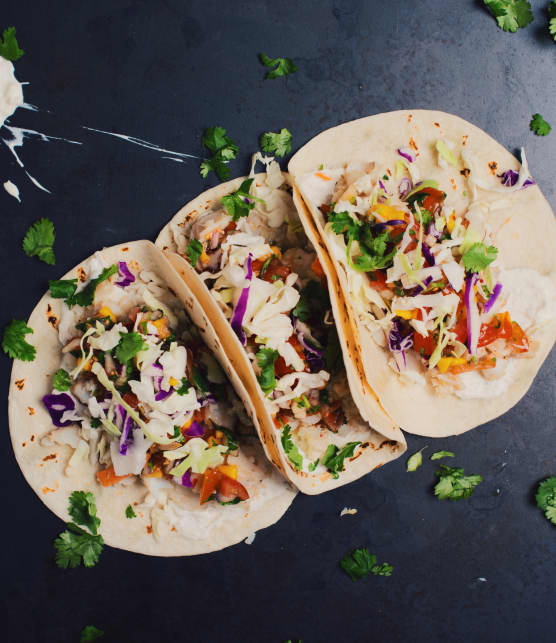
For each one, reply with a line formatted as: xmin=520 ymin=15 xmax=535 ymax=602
xmin=8 ymin=241 xmax=296 ymax=555
xmin=288 ymin=110 xmax=556 ymax=436
xmin=156 ymin=156 xmax=406 ymax=493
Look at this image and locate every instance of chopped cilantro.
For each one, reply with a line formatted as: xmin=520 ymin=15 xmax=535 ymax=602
xmin=430 ymin=450 xmax=455 ymax=461
xmin=461 ymin=242 xmax=498 ymax=272
xmin=54 ymin=265 xmax=117 ymax=308
xmin=340 ymin=548 xmax=393 ymax=581
xmin=185 ymin=239 xmax=203 ymax=267
xmin=419 ymin=209 xmax=434 ymax=227
xmin=53 ymin=368 xmax=71 ymax=391
xmin=22 ymin=218 xmax=55 ymax=265
xmin=259 ymin=52 xmax=298 ymax=79
xmin=80 ymin=625 xmax=104 ymax=642
xmin=281 ymin=424 xmax=303 ymax=470
xmin=483 ymin=0 xmax=533 ymax=33
xmin=218 ymin=497 xmax=242 ymax=506
xmin=549 ymin=1 xmax=556 ymax=41
xmin=49 ymin=278 xmax=78 ymax=301
xmin=328 ymin=210 xmax=361 ymax=240
xmin=434 ymin=464 xmax=483 ymax=501
xmin=176 ymin=377 xmax=191 ymax=395
xmin=322 ymin=442 xmax=360 ymax=479
xmin=260 ymin=128 xmax=292 ymax=157
xmin=125 ymin=505 xmax=136 ymax=519
xmin=530 ymin=113 xmax=552 ymax=137
xmin=256 ymin=348 xmax=279 ymax=395
xmin=200 ymin=126 xmax=238 ymax=180
xmin=406 ymin=447 xmax=425 ymax=472
xmin=115 ymin=332 xmax=147 ymax=366
xmin=54 ymin=491 xmax=104 ymax=568
xmin=2 ymin=319 xmax=35 ymax=361
xmin=0 ymin=26 xmax=24 ymax=62
xmin=192 ymin=367 xmax=209 ymax=394
xmin=220 ymin=427 xmax=239 ymax=453
xmin=535 ymin=477 xmax=556 ymax=525
xmin=308 ymin=458 xmax=319 ymax=472
xmin=222 ymin=178 xmax=262 ymax=221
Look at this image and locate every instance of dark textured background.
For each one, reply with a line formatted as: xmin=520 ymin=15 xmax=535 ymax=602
xmin=1 ymin=1 xmax=555 ymax=642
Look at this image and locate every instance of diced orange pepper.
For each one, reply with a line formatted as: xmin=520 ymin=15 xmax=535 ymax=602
xmin=151 ymin=317 xmax=171 ymax=339
xmin=315 ymin=172 xmax=331 ymax=181
xmin=96 ymin=466 xmax=132 ymax=487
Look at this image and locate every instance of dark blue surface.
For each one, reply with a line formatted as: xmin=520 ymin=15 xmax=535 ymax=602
xmin=1 ymin=2 xmax=555 ymax=642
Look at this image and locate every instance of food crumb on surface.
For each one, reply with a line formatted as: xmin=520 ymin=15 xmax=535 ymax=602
xmin=244 ymin=532 xmax=256 ymax=545
xmin=340 ymin=507 xmax=358 ymax=516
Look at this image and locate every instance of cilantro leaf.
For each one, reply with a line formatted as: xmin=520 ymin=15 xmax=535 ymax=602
xmin=322 ymin=441 xmax=360 ymax=479
xmin=549 ymin=1 xmax=556 ymax=40
xmin=200 ymin=126 xmax=238 ymax=180
xmin=434 ymin=464 xmax=483 ymax=501
xmin=53 ymin=368 xmax=71 ymax=391
xmin=54 ymin=524 xmax=104 ymax=568
xmin=260 ymin=128 xmax=292 ymax=157
xmin=371 ymin=562 xmax=394 ymax=577
xmin=115 ymin=332 xmax=147 ymax=366
xmin=49 ymin=278 xmax=78 ymax=301
xmin=176 ymin=377 xmax=191 ymax=395
xmin=483 ymin=0 xmax=533 ymax=32
xmin=2 ymin=319 xmax=36 ymax=361
xmin=535 ymin=477 xmax=556 ymax=525
xmin=222 ymin=179 xmax=261 ymax=221
xmin=341 ymin=549 xmax=393 ymax=581
xmin=530 ymin=113 xmax=552 ymax=136
xmin=430 ymin=450 xmax=455 ymax=461
xmin=71 ymin=265 xmax=118 ymax=308
xmin=68 ymin=490 xmax=101 ymax=535
xmin=22 ymin=218 xmax=55 ymax=265
xmin=406 ymin=448 xmax=425 ymax=472
xmin=0 ymin=26 xmax=24 ymax=62
xmin=185 ymin=239 xmax=203 ymax=267
xmin=125 ymin=505 xmax=136 ymax=519
xmin=259 ymin=52 xmax=298 ymax=79
xmin=281 ymin=424 xmax=303 ymax=470
xmin=308 ymin=458 xmax=319 ymax=472
xmin=328 ymin=210 xmax=361 ymax=241
xmin=192 ymin=367 xmax=209 ymax=394
xmin=80 ymin=625 xmax=104 ymax=642
xmin=461 ymin=242 xmax=498 ymax=272
xmin=220 ymin=427 xmax=239 ymax=453
xmin=292 ymin=280 xmax=329 ymax=322
xmin=256 ymin=348 xmax=279 ymax=395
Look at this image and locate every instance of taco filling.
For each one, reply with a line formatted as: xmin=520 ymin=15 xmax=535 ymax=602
xmin=299 ymin=143 xmax=556 ymax=399
xmin=43 ymin=258 xmax=254 ymax=511
xmin=169 ymin=157 xmax=377 ymax=478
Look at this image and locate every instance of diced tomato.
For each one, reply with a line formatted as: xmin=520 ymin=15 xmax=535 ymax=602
xmin=478 ymin=312 xmax=513 ymax=348
xmin=449 ymin=357 xmax=497 ymax=375
xmin=199 ymin=468 xmax=222 ymax=504
xmin=508 ymin=321 xmax=529 ymax=354
xmin=252 ymin=258 xmax=265 ymax=273
xmin=218 ymin=475 xmax=249 ymax=501
xmin=321 ymin=402 xmax=344 ymax=433
xmin=273 ymin=411 xmax=291 ymax=429
xmin=311 ymin=257 xmax=327 ymax=283
xmin=368 ymin=270 xmax=388 ymax=291
xmin=413 ymin=331 xmax=437 ymax=359
xmin=122 ymin=391 xmax=139 ymax=409
xmin=274 ymin=336 xmax=307 ymax=377
xmin=96 ymin=466 xmax=132 ymax=487
xmin=261 ymin=258 xmax=291 ymax=283
xmin=420 ymin=188 xmax=445 ymax=216
xmin=127 ymin=307 xmax=141 ymax=323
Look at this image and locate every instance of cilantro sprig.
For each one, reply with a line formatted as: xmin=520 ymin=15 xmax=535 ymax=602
xmin=461 ymin=242 xmax=498 ymax=272
xmin=535 ymin=477 xmax=556 ymax=525
xmin=222 ymin=178 xmax=263 ymax=221
xmin=530 ymin=113 xmax=552 ymax=136
xmin=340 ymin=548 xmax=394 ymax=581
xmin=483 ymin=0 xmax=533 ymax=32
xmin=185 ymin=239 xmax=203 ymax=267
xmin=49 ymin=265 xmax=117 ymax=308
xmin=23 ymin=218 xmax=56 ymax=265
xmin=434 ymin=464 xmax=483 ymax=501
xmin=259 ymin=53 xmax=298 ymax=79
xmin=80 ymin=625 xmax=104 ymax=642
xmin=115 ymin=331 xmax=147 ymax=366
xmin=2 ymin=319 xmax=36 ymax=361
xmin=0 ymin=26 xmax=24 ymax=61
xmin=53 ymin=368 xmax=71 ymax=391
xmin=260 ymin=128 xmax=292 ymax=157
xmin=256 ymin=348 xmax=279 ymax=396
xmin=322 ymin=441 xmax=360 ymax=479
xmin=200 ymin=126 xmax=238 ymax=180
xmin=54 ymin=491 xmax=104 ymax=568
xmin=281 ymin=424 xmax=303 ymax=470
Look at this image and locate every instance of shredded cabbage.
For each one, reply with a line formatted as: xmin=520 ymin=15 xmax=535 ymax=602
xmin=168 ymin=438 xmax=227 ymax=476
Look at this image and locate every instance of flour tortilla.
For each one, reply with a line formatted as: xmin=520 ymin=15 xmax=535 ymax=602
xmin=8 ymin=240 xmax=296 ymax=556
xmin=288 ymin=110 xmax=556 ymax=437
xmin=156 ymin=174 xmax=406 ymax=494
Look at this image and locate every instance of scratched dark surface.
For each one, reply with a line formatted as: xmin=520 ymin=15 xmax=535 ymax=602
xmin=1 ymin=1 xmax=555 ymax=642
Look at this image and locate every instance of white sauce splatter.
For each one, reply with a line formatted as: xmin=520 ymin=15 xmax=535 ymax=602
xmin=3 ymin=179 xmax=20 ymax=202
xmin=340 ymin=507 xmax=358 ymax=516
xmin=244 ymin=531 xmax=256 ymax=545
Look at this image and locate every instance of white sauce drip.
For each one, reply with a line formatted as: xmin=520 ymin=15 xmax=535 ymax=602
xmin=0 ymin=58 xmax=23 ymax=127
xmin=3 ymin=179 xmax=20 ymax=202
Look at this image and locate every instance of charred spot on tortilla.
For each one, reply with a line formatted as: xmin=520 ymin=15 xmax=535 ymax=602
xmin=408 ymin=114 xmax=413 ymax=123
xmin=462 ymin=134 xmax=469 ymax=145
xmin=488 ymin=161 xmax=498 ymax=175
xmin=434 ymin=122 xmax=440 ymax=128
xmin=46 ymin=304 xmax=59 ymax=329
xmin=15 ymin=378 xmax=25 ymax=390
xmin=360 ymin=442 xmax=370 ymax=450
xmin=146 ymin=525 xmax=152 ymax=534
xmin=409 ymin=137 xmax=418 ymax=151
xmin=41 ymin=486 xmax=56 ymax=494
xmin=77 ymin=267 xmax=87 ymax=282
xmin=28 ymin=407 xmax=35 ymax=415
xmin=43 ymin=453 xmax=56 ymax=461
xmin=460 ymin=168 xmax=471 ymax=178
xmin=379 ymin=439 xmax=400 ymax=450
xmin=450 ymin=178 xmax=456 ymax=190
xmin=121 ymin=247 xmax=129 ymax=252
xmin=30 ymin=434 xmax=35 ymax=442
xmin=22 ymin=441 xmax=27 ymax=447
